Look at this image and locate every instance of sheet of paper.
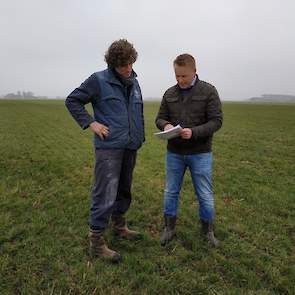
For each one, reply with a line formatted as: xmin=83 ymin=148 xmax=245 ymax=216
xmin=154 ymin=124 xmax=182 ymax=140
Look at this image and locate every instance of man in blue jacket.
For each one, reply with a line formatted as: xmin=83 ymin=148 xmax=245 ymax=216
xmin=65 ymin=39 xmax=145 ymax=263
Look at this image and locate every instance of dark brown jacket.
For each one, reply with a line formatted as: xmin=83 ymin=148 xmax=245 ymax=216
xmin=155 ymin=79 xmax=223 ymax=154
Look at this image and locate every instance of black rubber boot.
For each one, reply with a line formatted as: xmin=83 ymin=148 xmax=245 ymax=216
xmin=88 ymin=229 xmax=122 ymax=263
xmin=160 ymin=216 xmax=177 ymax=246
xmin=200 ymin=220 xmax=219 ymax=247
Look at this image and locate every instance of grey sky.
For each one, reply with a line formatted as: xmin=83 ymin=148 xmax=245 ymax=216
xmin=1 ymin=0 xmax=294 ymax=100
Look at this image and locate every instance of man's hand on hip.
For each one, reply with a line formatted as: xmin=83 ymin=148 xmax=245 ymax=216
xmin=90 ymin=121 xmax=109 ymax=140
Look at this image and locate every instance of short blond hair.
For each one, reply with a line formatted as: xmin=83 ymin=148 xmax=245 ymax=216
xmin=174 ymin=54 xmax=196 ymax=70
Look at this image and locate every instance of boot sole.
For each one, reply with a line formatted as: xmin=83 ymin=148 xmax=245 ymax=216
xmin=89 ymin=250 xmax=122 ymax=263
xmin=113 ymin=231 xmax=142 ymax=240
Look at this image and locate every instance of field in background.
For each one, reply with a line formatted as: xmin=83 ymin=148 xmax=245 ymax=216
xmin=0 ymin=100 xmax=294 ymax=294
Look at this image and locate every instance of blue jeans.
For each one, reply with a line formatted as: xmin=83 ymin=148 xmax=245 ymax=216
xmin=164 ymin=151 xmax=215 ymax=221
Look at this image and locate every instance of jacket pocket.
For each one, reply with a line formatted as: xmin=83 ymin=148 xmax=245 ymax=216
xmin=100 ymin=95 xmax=123 ymax=102
xmin=191 ymin=95 xmax=207 ymax=101
xmin=104 ymin=125 xmax=129 ymax=143
xmin=99 ymin=95 xmax=127 ymax=115
xmin=166 ymin=96 xmax=180 ymax=115
xmin=166 ymin=96 xmax=179 ymax=103
xmin=190 ymin=95 xmax=207 ymax=114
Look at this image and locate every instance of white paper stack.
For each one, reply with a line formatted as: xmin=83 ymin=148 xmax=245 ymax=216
xmin=154 ymin=124 xmax=182 ymax=140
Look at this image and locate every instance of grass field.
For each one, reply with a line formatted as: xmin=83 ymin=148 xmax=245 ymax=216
xmin=0 ymin=99 xmax=294 ymax=295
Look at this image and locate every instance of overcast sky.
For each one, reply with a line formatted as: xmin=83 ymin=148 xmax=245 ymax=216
xmin=1 ymin=0 xmax=294 ymax=100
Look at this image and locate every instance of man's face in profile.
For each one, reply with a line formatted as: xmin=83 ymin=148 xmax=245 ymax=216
xmin=174 ymin=64 xmax=196 ymax=89
xmin=115 ymin=63 xmax=133 ymax=78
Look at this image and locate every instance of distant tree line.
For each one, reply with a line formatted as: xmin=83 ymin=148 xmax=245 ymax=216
xmin=249 ymin=94 xmax=295 ymax=102
xmin=1 ymin=91 xmax=48 ymax=99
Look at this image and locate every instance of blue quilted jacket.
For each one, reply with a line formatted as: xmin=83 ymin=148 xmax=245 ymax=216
xmin=65 ymin=68 xmax=145 ymax=150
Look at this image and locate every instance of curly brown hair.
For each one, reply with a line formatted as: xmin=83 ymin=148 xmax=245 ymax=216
xmin=104 ymin=39 xmax=138 ymax=68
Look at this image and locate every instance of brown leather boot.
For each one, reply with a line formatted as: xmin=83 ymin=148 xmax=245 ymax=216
xmin=111 ymin=214 xmax=141 ymax=239
xmin=88 ymin=229 xmax=121 ymax=263
xmin=200 ymin=220 xmax=220 ymax=247
xmin=160 ymin=216 xmax=176 ymax=246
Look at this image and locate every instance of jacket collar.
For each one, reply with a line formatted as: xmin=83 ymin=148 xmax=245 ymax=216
xmin=104 ymin=68 xmax=137 ymax=86
xmin=173 ymin=75 xmax=200 ymax=96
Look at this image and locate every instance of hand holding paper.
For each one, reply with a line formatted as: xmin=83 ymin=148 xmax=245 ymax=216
xmin=154 ymin=124 xmax=182 ymax=140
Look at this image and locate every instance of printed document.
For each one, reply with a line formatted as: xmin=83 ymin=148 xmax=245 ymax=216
xmin=154 ymin=124 xmax=182 ymax=140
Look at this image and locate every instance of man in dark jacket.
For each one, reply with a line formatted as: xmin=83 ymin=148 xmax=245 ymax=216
xmin=65 ymin=39 xmax=145 ymax=262
xmin=155 ymin=54 xmax=222 ymax=247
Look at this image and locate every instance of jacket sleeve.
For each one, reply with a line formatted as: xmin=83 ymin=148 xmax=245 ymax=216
xmin=65 ymin=74 xmax=99 ymax=130
xmin=155 ymin=94 xmax=172 ymax=131
xmin=191 ymin=87 xmax=223 ymax=138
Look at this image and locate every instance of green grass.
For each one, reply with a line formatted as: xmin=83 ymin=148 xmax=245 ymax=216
xmin=0 ymin=99 xmax=294 ymax=294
